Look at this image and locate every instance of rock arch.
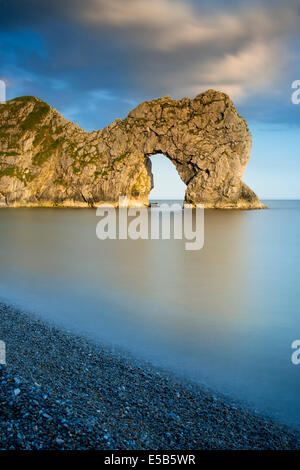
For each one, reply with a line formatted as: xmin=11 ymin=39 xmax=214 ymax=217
xmin=0 ymin=90 xmax=264 ymax=208
xmin=96 ymin=89 xmax=263 ymax=208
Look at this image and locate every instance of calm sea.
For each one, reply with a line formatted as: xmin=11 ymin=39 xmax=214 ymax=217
xmin=0 ymin=200 xmax=299 ymax=428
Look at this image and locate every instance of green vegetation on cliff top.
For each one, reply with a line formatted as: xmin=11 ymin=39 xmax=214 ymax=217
xmin=21 ymin=102 xmax=50 ymax=131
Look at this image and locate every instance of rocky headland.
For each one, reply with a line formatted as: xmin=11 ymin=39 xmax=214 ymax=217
xmin=0 ymin=90 xmax=264 ymax=209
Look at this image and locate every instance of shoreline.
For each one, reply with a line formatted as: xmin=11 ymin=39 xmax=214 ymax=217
xmin=0 ymin=302 xmax=299 ymax=450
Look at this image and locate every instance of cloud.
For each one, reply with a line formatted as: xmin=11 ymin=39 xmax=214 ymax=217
xmin=0 ymin=0 xmax=300 ymax=127
xmin=80 ymin=0 xmax=298 ymax=50
xmin=190 ymin=41 xmax=284 ymax=101
xmin=67 ymin=0 xmax=299 ymax=101
xmin=148 ymin=38 xmax=283 ymax=101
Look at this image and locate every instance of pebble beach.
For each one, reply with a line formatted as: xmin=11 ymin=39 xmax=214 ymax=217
xmin=0 ymin=302 xmax=299 ymax=451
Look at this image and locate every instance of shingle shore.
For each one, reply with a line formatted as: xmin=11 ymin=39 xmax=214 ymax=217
xmin=0 ymin=302 xmax=299 ymax=450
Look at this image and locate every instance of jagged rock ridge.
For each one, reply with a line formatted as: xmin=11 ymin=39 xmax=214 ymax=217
xmin=0 ymin=90 xmax=264 ymax=208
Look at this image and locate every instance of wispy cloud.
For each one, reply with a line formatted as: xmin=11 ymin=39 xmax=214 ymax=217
xmin=0 ymin=0 xmax=300 ymax=125
xmin=80 ymin=0 xmax=298 ymax=49
xmin=67 ymin=0 xmax=300 ymax=101
xmin=181 ymin=40 xmax=285 ymax=101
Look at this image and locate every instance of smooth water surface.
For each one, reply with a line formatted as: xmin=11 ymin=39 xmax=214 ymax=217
xmin=0 ymin=201 xmax=299 ymax=427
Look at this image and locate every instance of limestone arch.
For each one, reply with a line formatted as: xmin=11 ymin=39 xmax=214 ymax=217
xmin=0 ymin=90 xmax=264 ymax=209
xmin=105 ymin=89 xmax=264 ymax=208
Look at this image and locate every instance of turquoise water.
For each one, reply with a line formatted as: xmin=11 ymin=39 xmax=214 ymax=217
xmin=0 ymin=201 xmax=299 ymax=428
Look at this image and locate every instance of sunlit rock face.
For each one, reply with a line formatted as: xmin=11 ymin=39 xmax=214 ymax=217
xmin=0 ymin=90 xmax=264 ymax=208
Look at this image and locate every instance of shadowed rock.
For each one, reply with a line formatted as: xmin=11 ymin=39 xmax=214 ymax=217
xmin=0 ymin=90 xmax=265 ymax=208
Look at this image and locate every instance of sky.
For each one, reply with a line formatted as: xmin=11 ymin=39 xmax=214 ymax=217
xmin=0 ymin=0 xmax=300 ymax=199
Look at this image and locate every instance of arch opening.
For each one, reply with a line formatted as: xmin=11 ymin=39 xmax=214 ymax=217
xmin=149 ymin=153 xmax=186 ymax=203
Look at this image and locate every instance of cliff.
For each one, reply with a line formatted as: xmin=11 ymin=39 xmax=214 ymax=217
xmin=0 ymin=90 xmax=264 ymax=208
